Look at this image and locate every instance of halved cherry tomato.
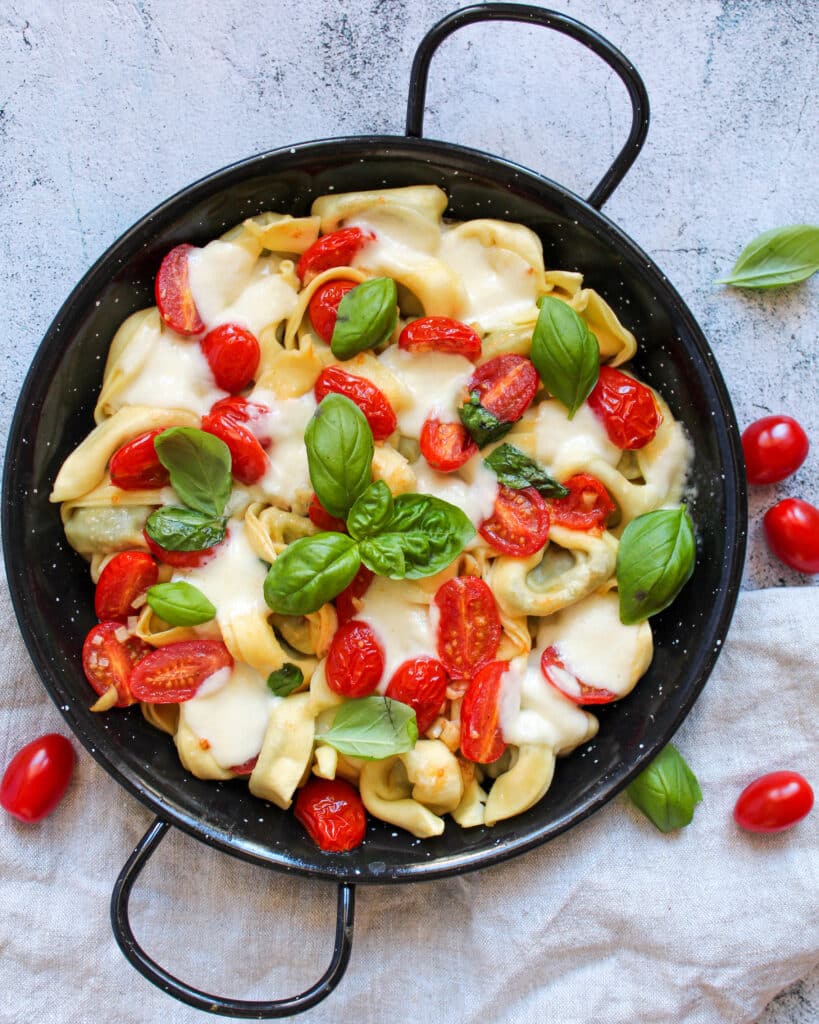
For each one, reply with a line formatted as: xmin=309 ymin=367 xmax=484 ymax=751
xmin=297 ymin=227 xmax=374 ymax=283
xmin=479 ymin=485 xmax=550 ymax=556
xmin=200 ymin=323 xmax=260 ymax=393
xmin=1 ymin=734 xmax=75 ymax=823
xmin=385 ymin=657 xmax=449 ymax=734
xmin=308 ymin=279 xmax=357 ymax=343
xmin=540 ymin=645 xmax=617 ymax=705
xmin=335 ymin=566 xmax=374 ymax=625
xmin=82 ymin=622 xmax=151 ymax=707
xmin=94 ymin=551 xmax=158 ymax=622
xmin=468 ymin=355 xmax=538 ymax=423
xmin=550 ymin=474 xmax=615 ymax=533
xmin=742 ymin=415 xmax=809 ymax=485
xmin=229 ymin=755 xmax=259 ymax=776
xmin=109 ymin=429 xmax=170 ymax=490
xmin=201 ymin=395 xmax=270 ymax=484
xmin=129 ymin=640 xmax=234 ymax=703
xmin=294 ymin=777 xmax=367 ymax=852
xmin=420 ymin=417 xmax=478 ymax=472
xmin=734 ymin=771 xmax=814 ymax=833
xmin=398 ymin=316 xmax=481 ymax=360
xmin=308 ymin=494 xmax=348 ymax=533
xmin=586 ymin=365 xmax=661 ymax=449
xmin=143 ymin=531 xmax=223 ymax=569
xmin=434 ymin=576 xmax=501 ymax=680
xmin=763 ymin=498 xmax=819 ymax=574
xmin=155 ymin=243 xmax=204 ymax=335
xmin=314 ymin=365 xmax=397 ymax=441
xmin=460 ymin=660 xmax=508 ymax=764
xmin=325 ymin=621 xmax=384 ymax=697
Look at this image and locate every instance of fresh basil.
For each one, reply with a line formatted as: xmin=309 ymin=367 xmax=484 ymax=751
xmin=305 ymin=394 xmax=373 ymax=519
xmin=347 ymin=480 xmax=394 ymax=540
xmin=626 ymin=743 xmax=702 ymax=832
xmin=145 ymin=581 xmax=216 ymax=626
xmin=360 ymin=534 xmax=412 ymax=577
xmin=266 ymin=663 xmax=304 ymax=697
xmin=144 ymin=507 xmax=226 ymax=552
xmin=154 ymin=427 xmax=232 ymax=518
xmin=716 ymin=224 xmax=819 ymax=289
xmin=331 ymin=277 xmax=398 ymax=360
xmin=317 ymin=696 xmax=418 ymax=760
xmin=263 ymin=532 xmax=361 ymax=616
xmin=484 ymin=443 xmax=569 ymax=498
xmin=616 ymin=506 xmax=696 ymax=624
xmin=531 ymin=296 xmax=599 ymax=418
xmin=458 ymin=391 xmax=513 ymax=448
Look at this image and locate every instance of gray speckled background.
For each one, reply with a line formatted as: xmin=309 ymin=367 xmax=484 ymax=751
xmin=1 ymin=0 xmax=817 ymax=1019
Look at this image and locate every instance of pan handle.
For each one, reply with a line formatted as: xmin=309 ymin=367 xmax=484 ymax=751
xmin=405 ymin=3 xmax=649 ymax=209
xmin=110 ymin=818 xmax=356 ymax=1019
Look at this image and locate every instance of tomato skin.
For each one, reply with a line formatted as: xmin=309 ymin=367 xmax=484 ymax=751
xmin=763 ymin=498 xmax=819 ymax=574
xmin=294 ymin=777 xmax=367 ymax=852
xmin=201 ymin=395 xmax=269 ymax=485
xmin=399 ymin=316 xmax=482 ymax=360
xmin=742 ymin=415 xmax=809 ymax=485
xmin=540 ymin=645 xmax=618 ymax=705
xmin=419 ymin=417 xmax=478 ymax=472
xmin=129 ymin=640 xmax=234 ymax=703
xmin=335 ymin=566 xmax=374 ymax=625
xmin=82 ymin=622 xmax=151 ymax=707
xmin=314 ymin=365 xmax=397 ymax=441
xmin=109 ymin=429 xmax=170 ymax=490
xmin=434 ymin=576 xmax=501 ymax=680
xmin=550 ymin=474 xmax=615 ymax=533
xmin=143 ymin=531 xmax=222 ymax=569
xmin=229 ymin=755 xmax=259 ymax=776
xmin=479 ymin=485 xmax=550 ymax=556
xmin=200 ymin=323 xmax=260 ymax=393
xmin=0 ymin=735 xmax=75 ymax=823
xmin=325 ymin=621 xmax=384 ymax=697
xmin=297 ymin=228 xmax=374 ymax=283
xmin=469 ymin=355 xmax=538 ymax=423
xmin=94 ymin=551 xmax=158 ymax=622
xmin=155 ymin=244 xmax=204 ymax=335
xmin=734 ymin=771 xmax=814 ymax=833
xmin=460 ymin=661 xmax=508 ymax=764
xmin=587 ymin=366 xmax=661 ymax=449
xmin=308 ymin=494 xmax=348 ymax=534
xmin=308 ymin=279 xmax=357 ymax=343
xmin=385 ymin=657 xmax=449 ymax=734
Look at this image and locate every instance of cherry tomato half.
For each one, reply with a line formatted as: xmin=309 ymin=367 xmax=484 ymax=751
xmin=540 ymin=645 xmax=617 ymax=705
xmin=469 ymin=355 xmax=538 ymax=423
xmin=399 ymin=316 xmax=482 ymax=360
xmin=228 ymin=755 xmax=259 ymax=776
xmin=419 ymin=417 xmax=478 ymax=472
xmin=82 ymin=622 xmax=151 ymax=707
xmin=742 ymin=415 xmax=809 ymax=485
xmin=297 ymin=227 xmax=374 ymax=283
xmin=434 ymin=576 xmax=501 ymax=680
xmin=155 ymin=243 xmax=204 ymax=335
xmin=308 ymin=279 xmax=357 ymax=343
xmin=109 ymin=429 xmax=170 ymax=490
xmin=200 ymin=323 xmax=260 ymax=393
xmin=314 ymin=365 xmax=397 ymax=441
xmin=550 ymin=474 xmax=615 ymax=533
xmin=479 ymin=485 xmax=550 ymax=556
xmin=586 ymin=365 xmax=661 ymax=450
xmin=94 ymin=551 xmax=158 ymax=622
xmin=734 ymin=771 xmax=813 ymax=833
xmin=294 ymin=777 xmax=367 ymax=852
xmin=308 ymin=494 xmax=348 ymax=533
xmin=335 ymin=566 xmax=374 ymax=626
xmin=202 ymin=395 xmax=270 ymax=485
xmin=763 ymin=498 xmax=819 ymax=574
xmin=325 ymin=621 xmax=384 ymax=697
xmin=460 ymin=660 xmax=508 ymax=764
xmin=385 ymin=657 xmax=449 ymax=734
xmin=129 ymin=640 xmax=234 ymax=703
xmin=0 ymin=734 xmax=75 ymax=823
xmin=143 ymin=531 xmax=223 ymax=569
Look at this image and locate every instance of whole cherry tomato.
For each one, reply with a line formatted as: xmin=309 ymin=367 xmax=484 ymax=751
xmin=468 ymin=355 xmax=538 ymax=423
xmin=419 ymin=417 xmax=477 ymax=472
xmin=586 ymin=365 xmax=661 ymax=449
xmin=308 ymin=279 xmax=358 ymax=343
xmin=549 ymin=474 xmax=615 ymax=533
xmin=294 ymin=777 xmax=367 ymax=852
xmin=460 ymin=660 xmax=508 ymax=764
xmin=308 ymin=494 xmax=348 ymax=533
xmin=109 ymin=429 xmax=170 ymax=490
xmin=94 ymin=551 xmax=158 ymax=622
xmin=478 ymin=485 xmax=550 ymax=556
xmin=325 ymin=621 xmax=385 ymax=697
xmin=155 ymin=244 xmax=204 ymax=335
xmin=763 ymin=498 xmax=819 ymax=574
xmin=742 ymin=415 xmax=809 ymax=485
xmin=129 ymin=640 xmax=234 ymax=703
xmin=82 ymin=622 xmax=151 ymax=707
xmin=434 ymin=576 xmax=501 ymax=680
xmin=335 ymin=566 xmax=374 ymax=625
xmin=1 ymin=734 xmax=75 ymax=823
xmin=200 ymin=323 xmax=260 ymax=393
xmin=202 ymin=395 xmax=270 ymax=484
xmin=385 ymin=657 xmax=449 ymax=734
xmin=297 ymin=227 xmax=374 ymax=283
xmin=734 ymin=771 xmax=813 ymax=833
xmin=540 ymin=645 xmax=617 ymax=704
xmin=314 ymin=365 xmax=397 ymax=441
xmin=143 ymin=531 xmax=223 ymax=569
xmin=399 ymin=316 xmax=482 ymax=360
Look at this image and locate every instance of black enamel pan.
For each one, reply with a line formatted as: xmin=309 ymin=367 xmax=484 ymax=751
xmin=1 ymin=4 xmax=746 ymax=1018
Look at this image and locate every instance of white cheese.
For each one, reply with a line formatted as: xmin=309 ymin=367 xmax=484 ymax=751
xmin=411 ymin=453 xmax=498 ymax=529
xmin=377 ymin=346 xmax=473 ymax=438
xmin=250 ymin=389 xmax=316 ymax=508
xmin=535 ymin=399 xmax=622 ymax=475
xmin=356 ymin=576 xmax=438 ymax=692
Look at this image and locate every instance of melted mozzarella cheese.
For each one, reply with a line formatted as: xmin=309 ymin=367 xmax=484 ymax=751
xmin=535 ymin=400 xmax=621 ymax=474
xmin=498 ymin=655 xmax=597 ymax=752
xmin=356 ymin=576 xmax=438 ymax=691
xmin=411 ymin=453 xmax=498 ymax=529
xmin=377 ymin=347 xmax=473 ymax=438
xmin=250 ymin=389 xmax=316 ymax=508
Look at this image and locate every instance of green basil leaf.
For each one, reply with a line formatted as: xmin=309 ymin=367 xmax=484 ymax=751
xmin=484 ymin=443 xmax=570 ymax=498
xmin=144 ymin=507 xmax=227 ymax=552
xmin=318 ymin=696 xmax=418 ymax=760
xmin=616 ymin=506 xmax=696 ymax=624
xmin=626 ymin=743 xmax=703 ymax=832
xmin=266 ymin=663 xmax=304 ymax=697
xmin=331 ymin=277 xmax=398 ymax=360
xmin=360 ymin=535 xmax=408 ymax=577
xmin=458 ymin=392 xmax=513 ymax=448
xmin=145 ymin=581 xmax=216 ymax=626
xmin=154 ymin=427 xmax=232 ymax=518
xmin=531 ymin=296 xmax=599 ymax=418
xmin=347 ymin=480 xmax=394 ymax=540
xmin=305 ymin=394 xmax=374 ymax=519
xmin=716 ymin=224 xmax=819 ymax=289
xmin=263 ymin=532 xmax=361 ymax=616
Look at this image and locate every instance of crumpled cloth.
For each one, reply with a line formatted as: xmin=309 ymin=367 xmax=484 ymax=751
xmin=0 ymin=580 xmax=816 ymax=1024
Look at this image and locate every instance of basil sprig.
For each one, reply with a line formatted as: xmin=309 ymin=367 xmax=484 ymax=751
xmin=458 ymin=391 xmax=513 ymax=448
xmin=263 ymin=532 xmax=361 ymax=616
xmin=331 ymin=277 xmax=398 ymax=359
xmin=616 ymin=507 xmax=696 ymax=624
xmin=146 ymin=581 xmax=216 ymax=626
xmin=305 ymin=394 xmax=373 ymax=519
xmin=484 ymin=444 xmax=569 ymax=498
xmin=531 ymin=296 xmax=599 ymax=418
xmin=267 ymin=663 xmax=304 ymax=697
xmin=317 ymin=696 xmax=418 ymax=760
xmin=627 ymin=743 xmax=702 ymax=832
xmin=716 ymin=224 xmax=819 ymax=289
xmin=155 ymin=427 xmax=232 ymax=517
xmin=145 ymin=507 xmax=227 ymax=551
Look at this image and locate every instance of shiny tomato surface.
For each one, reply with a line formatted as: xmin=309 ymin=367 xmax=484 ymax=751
xmin=201 ymin=395 xmax=269 ymax=484
xmin=734 ymin=771 xmax=813 ymax=833
xmin=540 ymin=645 xmax=617 ymax=705
xmin=460 ymin=661 xmax=508 ymax=764
xmin=549 ymin=474 xmax=615 ymax=532
xmin=155 ymin=244 xmax=204 ymax=335
xmin=398 ymin=316 xmax=481 ymax=359
xmin=294 ymin=777 xmax=367 ymax=852
xmin=434 ymin=576 xmax=501 ymax=680
xmin=308 ymin=494 xmax=348 ymax=533
xmin=82 ymin=622 xmax=151 ymax=707
xmin=469 ymin=355 xmax=538 ymax=423
xmin=109 ymin=429 xmax=170 ymax=490
xmin=200 ymin=323 xmax=260 ymax=393
xmin=763 ymin=498 xmax=819 ymax=574
xmin=335 ymin=566 xmax=374 ymax=625
xmin=587 ymin=365 xmax=661 ymax=449
xmin=385 ymin=657 xmax=449 ymax=734
xmin=419 ymin=417 xmax=477 ymax=472
xmin=308 ymin=279 xmax=358 ymax=343
xmin=742 ymin=415 xmax=809 ymax=485
xmin=94 ymin=551 xmax=158 ymax=622
xmin=314 ymin=365 xmax=397 ymax=441
xmin=129 ymin=640 xmax=234 ymax=703
xmin=325 ymin=621 xmax=384 ymax=697
xmin=143 ymin=531 xmax=223 ymax=569
xmin=1 ymin=734 xmax=75 ymax=823
xmin=478 ymin=485 xmax=550 ymax=556
xmin=297 ymin=228 xmax=374 ymax=283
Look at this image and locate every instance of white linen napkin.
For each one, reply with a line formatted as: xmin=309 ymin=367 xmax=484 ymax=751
xmin=0 ymin=581 xmax=816 ymax=1024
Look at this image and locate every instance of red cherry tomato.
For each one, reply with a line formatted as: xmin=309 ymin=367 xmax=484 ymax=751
xmin=129 ymin=640 xmax=234 ymax=703
xmin=314 ymin=365 xmax=397 ymax=441
xmin=82 ymin=622 xmax=151 ymax=707
xmin=308 ymin=279 xmax=358 ymax=343
xmin=460 ymin=660 xmax=508 ymax=764
xmin=434 ymin=576 xmax=501 ymax=680
xmin=478 ymin=485 xmax=550 ymax=556
xmin=399 ymin=316 xmax=482 ymax=360
xmin=734 ymin=771 xmax=814 ymax=833
xmin=335 ymin=566 xmax=374 ymax=625
xmin=200 ymin=323 xmax=260 ymax=393
xmin=228 ymin=755 xmax=259 ymax=776
xmin=94 ymin=551 xmax=158 ymax=622
xmin=540 ymin=645 xmax=617 ymax=704
xmin=0 ymin=734 xmax=75 ymax=823
xmin=155 ymin=243 xmax=204 ymax=335
xmin=294 ymin=777 xmax=367 ymax=852
xmin=763 ymin=498 xmax=819 ymax=574
xmin=297 ymin=227 xmax=374 ymax=283
xmin=549 ymin=474 xmax=615 ymax=533
xmin=109 ymin=429 xmax=170 ymax=490
xmin=308 ymin=494 xmax=348 ymax=533
xmin=419 ymin=417 xmax=478 ymax=472
xmin=469 ymin=355 xmax=538 ymax=423
xmin=143 ymin=531 xmax=223 ymax=569
xmin=742 ymin=415 xmax=809 ymax=485
xmin=385 ymin=657 xmax=449 ymax=734
xmin=202 ymin=395 xmax=270 ymax=484
xmin=325 ymin=621 xmax=385 ymax=697
xmin=586 ymin=365 xmax=661 ymax=449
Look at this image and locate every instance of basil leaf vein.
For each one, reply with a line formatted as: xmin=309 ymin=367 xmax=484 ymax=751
xmin=263 ymin=532 xmax=361 ymax=616
xmin=146 ymin=581 xmax=216 ymax=626
xmin=626 ymin=743 xmax=703 ymax=832
xmin=267 ymin=663 xmax=304 ymax=697
xmin=145 ymin=507 xmax=227 ymax=552
xmin=616 ymin=506 xmax=696 ymax=624
xmin=318 ymin=696 xmax=419 ymax=760
xmin=459 ymin=392 xmax=512 ymax=448
xmin=347 ymin=480 xmax=394 ymax=540
xmin=305 ymin=394 xmax=373 ymax=519
xmin=716 ymin=224 xmax=819 ymax=289
xmin=154 ymin=427 xmax=232 ymax=518
xmin=331 ymin=277 xmax=398 ymax=360
xmin=531 ymin=296 xmax=599 ymax=418
xmin=484 ymin=443 xmax=569 ymax=498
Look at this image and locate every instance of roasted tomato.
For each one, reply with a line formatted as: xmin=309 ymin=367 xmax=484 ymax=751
xmin=325 ymin=621 xmax=384 ymax=697
xmin=468 ymin=354 xmax=538 ymax=423
xmin=143 ymin=531 xmax=223 ymax=569
xmin=0 ymin=734 xmax=75 ymax=823
xmin=294 ymin=777 xmax=367 ymax=852
xmin=742 ymin=415 xmax=809 ymax=485
xmin=398 ymin=316 xmax=481 ymax=360
xmin=385 ymin=657 xmax=449 ymax=734
xmin=228 ymin=755 xmax=259 ymax=776
xmin=763 ymin=498 xmax=819 ymax=574
xmin=734 ymin=771 xmax=814 ymax=833
xmin=82 ymin=622 xmax=151 ymax=707
xmin=419 ymin=417 xmax=478 ymax=472
xmin=335 ymin=566 xmax=374 ymax=625
xmin=200 ymin=323 xmax=260 ymax=393
xmin=434 ymin=576 xmax=501 ymax=680
xmin=478 ymin=485 xmax=550 ymax=556
xmin=549 ymin=473 xmax=615 ymax=532
xmin=155 ymin=244 xmax=204 ymax=335
xmin=308 ymin=494 xmax=348 ymax=533
xmin=94 ymin=551 xmax=158 ymax=622
xmin=129 ymin=640 xmax=234 ymax=703
xmin=314 ymin=365 xmax=397 ymax=441
xmin=109 ymin=429 xmax=170 ymax=490
xmin=201 ymin=395 xmax=270 ymax=485
xmin=586 ymin=365 xmax=661 ymax=449
xmin=297 ymin=227 xmax=374 ymax=283
xmin=460 ymin=660 xmax=508 ymax=764
xmin=540 ymin=645 xmax=618 ymax=704
xmin=308 ymin=279 xmax=358 ymax=343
